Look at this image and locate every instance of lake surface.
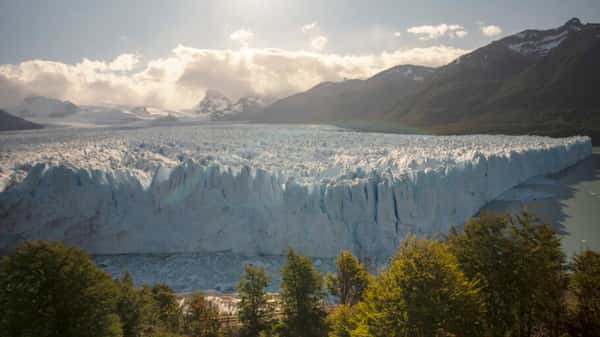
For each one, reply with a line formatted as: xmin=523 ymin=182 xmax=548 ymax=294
xmin=482 ymin=148 xmax=600 ymax=257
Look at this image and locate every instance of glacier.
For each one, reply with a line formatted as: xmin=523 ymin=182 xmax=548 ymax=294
xmin=0 ymin=124 xmax=592 ymax=260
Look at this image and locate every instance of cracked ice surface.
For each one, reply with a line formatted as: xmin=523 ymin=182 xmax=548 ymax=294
xmin=0 ymin=123 xmax=592 ymax=259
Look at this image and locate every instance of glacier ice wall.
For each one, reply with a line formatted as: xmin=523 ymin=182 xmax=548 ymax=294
xmin=0 ymin=124 xmax=592 ymax=258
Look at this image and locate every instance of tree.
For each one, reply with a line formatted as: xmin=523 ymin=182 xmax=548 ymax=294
xmin=150 ymin=284 xmax=183 ymax=334
xmin=326 ymin=305 xmax=356 ymax=337
xmin=115 ymin=272 xmax=157 ymax=337
xmin=510 ymin=213 xmax=566 ymax=337
xmin=279 ymin=249 xmax=327 ymax=337
xmin=568 ymin=250 xmax=600 ymax=337
xmin=0 ymin=241 xmax=123 ymax=337
xmin=184 ymin=292 xmax=220 ymax=337
xmin=237 ymin=264 xmax=273 ymax=337
xmin=326 ymin=251 xmax=369 ymax=306
xmin=447 ymin=212 xmax=518 ymax=337
xmin=448 ymin=212 xmax=567 ymax=337
xmin=352 ymin=236 xmax=484 ymax=337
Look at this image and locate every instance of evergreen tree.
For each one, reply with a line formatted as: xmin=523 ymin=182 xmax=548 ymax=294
xmin=352 ymin=236 xmax=484 ymax=337
xmin=0 ymin=241 xmax=123 ymax=337
xmin=325 ymin=251 xmax=369 ymax=306
xmin=237 ymin=264 xmax=273 ymax=337
xmin=279 ymin=249 xmax=327 ymax=337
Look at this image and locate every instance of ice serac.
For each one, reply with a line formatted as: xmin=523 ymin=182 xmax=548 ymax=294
xmin=0 ymin=125 xmax=592 ymax=259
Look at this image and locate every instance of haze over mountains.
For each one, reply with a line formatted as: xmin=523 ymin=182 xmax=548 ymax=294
xmin=0 ymin=109 xmax=42 ymax=131
xmin=1 ymin=18 xmax=598 ymax=141
xmin=193 ymin=90 xmax=268 ymax=121
xmin=252 ymin=18 xmax=600 ymax=142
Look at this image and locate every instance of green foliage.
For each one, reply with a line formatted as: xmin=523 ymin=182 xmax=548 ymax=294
xmin=568 ymin=250 xmax=600 ymax=337
xmin=115 ymin=272 xmax=159 ymax=337
xmin=183 ymin=292 xmax=221 ymax=337
xmin=326 ymin=305 xmax=356 ymax=337
xmin=325 ymin=251 xmax=369 ymax=306
xmin=352 ymin=236 xmax=484 ymax=337
xmin=150 ymin=284 xmax=183 ymax=334
xmin=279 ymin=249 xmax=327 ymax=337
xmin=448 ymin=212 xmax=567 ymax=337
xmin=0 ymin=241 xmax=123 ymax=337
xmin=237 ymin=264 xmax=273 ymax=337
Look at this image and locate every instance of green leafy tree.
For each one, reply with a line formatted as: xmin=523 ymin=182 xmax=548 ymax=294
xmin=237 ymin=264 xmax=273 ymax=337
xmin=447 ymin=212 xmax=518 ymax=337
xmin=0 ymin=241 xmax=123 ymax=337
xmin=326 ymin=251 xmax=369 ymax=306
xmin=115 ymin=272 xmax=158 ymax=337
xmin=279 ymin=249 xmax=327 ymax=337
xmin=326 ymin=305 xmax=357 ymax=337
xmin=448 ymin=212 xmax=567 ymax=337
xmin=568 ymin=250 xmax=600 ymax=337
xmin=511 ymin=213 xmax=566 ymax=337
xmin=352 ymin=236 xmax=484 ymax=337
xmin=150 ymin=284 xmax=183 ymax=334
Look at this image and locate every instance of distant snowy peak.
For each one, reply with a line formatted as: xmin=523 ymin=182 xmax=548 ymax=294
xmin=501 ymin=17 xmax=587 ymax=57
xmin=369 ymin=65 xmax=434 ymax=83
xmin=231 ymin=96 xmax=267 ymax=114
xmin=194 ymin=90 xmax=266 ymax=120
xmin=16 ymin=96 xmax=79 ymax=118
xmin=195 ymin=90 xmax=233 ymax=116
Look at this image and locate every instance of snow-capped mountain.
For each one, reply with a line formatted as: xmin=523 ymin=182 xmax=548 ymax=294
xmin=390 ymin=17 xmax=600 ymax=142
xmin=499 ymin=18 xmax=584 ymax=57
xmin=253 ymin=18 xmax=600 ymax=143
xmin=194 ymin=90 xmax=233 ymax=120
xmin=13 ymin=96 xmax=79 ymax=118
xmin=194 ymin=90 xmax=267 ymax=120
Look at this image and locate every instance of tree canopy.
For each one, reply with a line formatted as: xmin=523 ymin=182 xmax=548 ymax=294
xmin=0 ymin=241 xmax=123 ymax=337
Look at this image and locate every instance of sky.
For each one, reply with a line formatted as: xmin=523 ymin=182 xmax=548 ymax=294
xmin=0 ymin=0 xmax=599 ymax=110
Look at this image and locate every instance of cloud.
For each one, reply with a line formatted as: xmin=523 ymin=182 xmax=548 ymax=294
xmin=407 ymin=24 xmax=467 ymax=40
xmin=301 ymin=21 xmax=328 ymax=51
xmin=310 ymin=36 xmax=328 ymax=51
xmin=229 ymin=29 xmax=254 ymax=46
xmin=481 ymin=25 xmax=503 ymax=37
xmin=0 ymin=45 xmax=469 ymax=110
xmin=455 ymin=30 xmax=468 ymax=38
xmin=301 ymin=22 xmax=319 ymax=34
xmin=109 ymin=54 xmax=140 ymax=72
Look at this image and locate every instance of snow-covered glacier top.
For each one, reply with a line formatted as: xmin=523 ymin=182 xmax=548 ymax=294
xmin=0 ymin=123 xmax=589 ymax=190
xmin=0 ymin=124 xmax=592 ymax=258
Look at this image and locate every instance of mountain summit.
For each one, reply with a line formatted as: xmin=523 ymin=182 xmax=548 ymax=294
xmin=254 ymin=18 xmax=600 ymax=143
xmin=194 ymin=90 xmax=267 ymax=120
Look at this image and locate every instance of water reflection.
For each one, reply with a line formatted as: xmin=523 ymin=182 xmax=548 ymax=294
xmin=481 ymin=151 xmax=600 ymax=256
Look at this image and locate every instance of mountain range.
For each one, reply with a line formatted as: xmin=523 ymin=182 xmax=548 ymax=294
xmin=0 ymin=110 xmax=42 ymax=131
xmin=194 ymin=90 xmax=267 ymax=121
xmin=252 ymin=18 xmax=600 ymax=143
